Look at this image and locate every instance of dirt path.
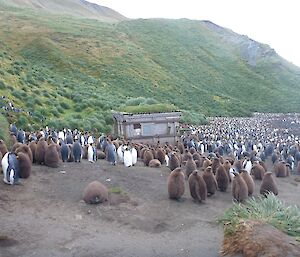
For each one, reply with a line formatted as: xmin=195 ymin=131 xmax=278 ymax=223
xmin=1 ymin=158 xmax=300 ymax=257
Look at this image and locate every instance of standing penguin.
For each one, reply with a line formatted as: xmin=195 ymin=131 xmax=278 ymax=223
xmin=2 ymin=152 xmax=20 ymax=185
xmin=260 ymin=172 xmax=278 ymax=196
xmin=185 ymin=154 xmax=197 ymax=179
xmin=28 ymin=141 xmax=37 ymax=163
xmin=15 ymin=144 xmax=33 ymax=163
xmin=73 ymin=140 xmax=82 ymax=163
xmin=274 ymin=161 xmax=288 ymax=177
xmin=215 ymin=165 xmax=229 ymax=192
xmin=169 ymin=152 xmax=180 ymax=171
xmin=16 ymin=129 xmax=25 ymax=144
xmin=131 ymin=144 xmax=138 ymax=166
xmin=45 ymin=144 xmax=60 ymax=168
xmin=188 ymin=170 xmax=207 ymax=203
xmin=17 ymin=152 xmax=31 ymax=178
xmin=240 ymin=169 xmax=255 ymax=196
xmin=211 ymin=157 xmax=221 ymax=175
xmin=0 ymin=139 xmax=8 ymax=156
xmin=60 ymin=142 xmax=69 ymax=162
xmin=124 ymin=146 xmax=133 ymax=167
xmin=232 ymin=172 xmax=248 ymax=202
xmin=143 ymin=149 xmax=154 ymax=166
xmin=105 ymin=139 xmax=116 ymax=165
xmin=242 ymin=158 xmax=252 ymax=174
xmin=87 ymin=143 xmax=94 ymax=163
xmin=167 ymin=167 xmax=185 ymax=200
xmin=156 ymin=147 xmax=166 ymax=165
xmin=250 ymin=162 xmax=265 ymax=180
xmin=202 ymin=166 xmax=218 ymax=196
xmin=35 ymin=138 xmax=48 ymax=165
xmin=117 ymin=145 xmax=124 ymax=163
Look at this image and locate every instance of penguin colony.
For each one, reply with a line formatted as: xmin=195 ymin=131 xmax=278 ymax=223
xmin=1 ymin=113 xmax=300 ymax=205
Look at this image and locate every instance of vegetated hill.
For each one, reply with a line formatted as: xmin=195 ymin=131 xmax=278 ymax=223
xmin=0 ymin=0 xmax=127 ymax=22
xmin=0 ymin=2 xmax=300 ymax=133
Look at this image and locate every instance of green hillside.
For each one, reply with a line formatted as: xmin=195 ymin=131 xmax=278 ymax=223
xmin=0 ymin=1 xmax=300 ymax=132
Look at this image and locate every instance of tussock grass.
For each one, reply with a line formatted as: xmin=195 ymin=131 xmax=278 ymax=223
xmin=108 ymin=187 xmax=122 ymax=194
xmin=120 ymin=103 xmax=178 ymax=114
xmin=0 ymin=113 xmax=11 ymax=145
xmin=219 ymin=193 xmax=300 ymax=238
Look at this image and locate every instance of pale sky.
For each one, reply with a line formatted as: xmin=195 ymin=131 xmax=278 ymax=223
xmin=89 ymin=0 xmax=300 ymax=67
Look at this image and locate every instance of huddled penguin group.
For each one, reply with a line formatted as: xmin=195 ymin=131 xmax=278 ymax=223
xmin=1 ymin=113 xmax=299 ymax=207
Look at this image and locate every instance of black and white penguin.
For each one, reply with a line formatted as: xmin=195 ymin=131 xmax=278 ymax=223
xmin=123 ymin=146 xmax=132 ymax=167
xmin=2 ymin=152 xmax=20 ymax=185
xmin=60 ymin=142 xmax=69 ymax=162
xmin=72 ymin=140 xmax=82 ymax=163
xmin=87 ymin=143 xmax=94 ymax=163
xmin=16 ymin=129 xmax=25 ymax=144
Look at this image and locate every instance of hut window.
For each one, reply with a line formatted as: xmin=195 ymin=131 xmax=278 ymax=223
xmin=133 ymin=123 xmax=141 ymax=129
xmin=133 ymin=123 xmax=141 ymax=136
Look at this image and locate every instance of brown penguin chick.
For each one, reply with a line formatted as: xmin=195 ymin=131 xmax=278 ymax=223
xmin=151 ymin=148 xmax=156 ymax=159
xmin=232 ymin=172 xmax=248 ymax=202
xmin=215 ymin=152 xmax=224 ymax=164
xmin=169 ymin=152 xmax=180 ymax=171
xmin=10 ymin=134 xmax=17 ymax=145
xmin=15 ymin=144 xmax=33 ymax=163
xmin=44 ymin=144 xmax=60 ymax=168
xmin=203 ymin=167 xmax=218 ymax=196
xmin=192 ymin=152 xmax=203 ymax=168
xmin=174 ymin=150 xmax=182 ymax=165
xmin=274 ymin=161 xmax=288 ymax=177
xmin=149 ymin=159 xmax=161 ymax=168
xmin=28 ymin=141 xmax=37 ymax=163
xmin=259 ymin=160 xmax=268 ymax=172
xmin=188 ymin=170 xmax=207 ymax=202
xmin=11 ymin=142 xmax=22 ymax=153
xmin=250 ymin=162 xmax=265 ymax=180
xmin=182 ymin=149 xmax=191 ymax=163
xmin=47 ymin=136 xmax=54 ymax=145
xmin=140 ymin=147 xmax=147 ymax=160
xmin=0 ymin=139 xmax=8 ymax=156
xmin=143 ymin=150 xmax=154 ymax=166
xmin=223 ymin=160 xmax=232 ymax=182
xmin=203 ymin=158 xmax=212 ymax=170
xmin=176 ymin=141 xmax=185 ymax=154
xmin=35 ymin=138 xmax=48 ymax=165
xmin=260 ymin=172 xmax=278 ymax=196
xmin=82 ymin=145 xmax=88 ymax=159
xmin=240 ymin=169 xmax=255 ymax=196
xmin=211 ymin=157 xmax=221 ymax=175
xmin=216 ymin=165 xmax=229 ymax=192
xmin=297 ymin=161 xmax=300 ymax=175
xmin=16 ymin=152 xmax=31 ymax=178
xmin=83 ymin=181 xmax=109 ymax=204
xmin=112 ymin=140 xmax=119 ymax=151
xmin=185 ymin=154 xmax=197 ymax=179
xmin=164 ymin=146 xmax=172 ymax=156
xmin=189 ymin=147 xmax=196 ymax=155
xmin=167 ymin=167 xmax=185 ymax=200
xmin=233 ymin=159 xmax=243 ymax=173
xmin=227 ymin=157 xmax=235 ymax=166
xmin=156 ymin=148 xmax=166 ymax=165
xmin=97 ymin=150 xmax=106 ymax=159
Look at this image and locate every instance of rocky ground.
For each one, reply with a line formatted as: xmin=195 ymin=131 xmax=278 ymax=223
xmin=1 ymin=155 xmax=300 ymax=257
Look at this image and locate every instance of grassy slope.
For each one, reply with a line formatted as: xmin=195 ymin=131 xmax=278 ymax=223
xmin=0 ymin=112 xmax=10 ymax=145
xmin=0 ymin=3 xmax=300 ymax=132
